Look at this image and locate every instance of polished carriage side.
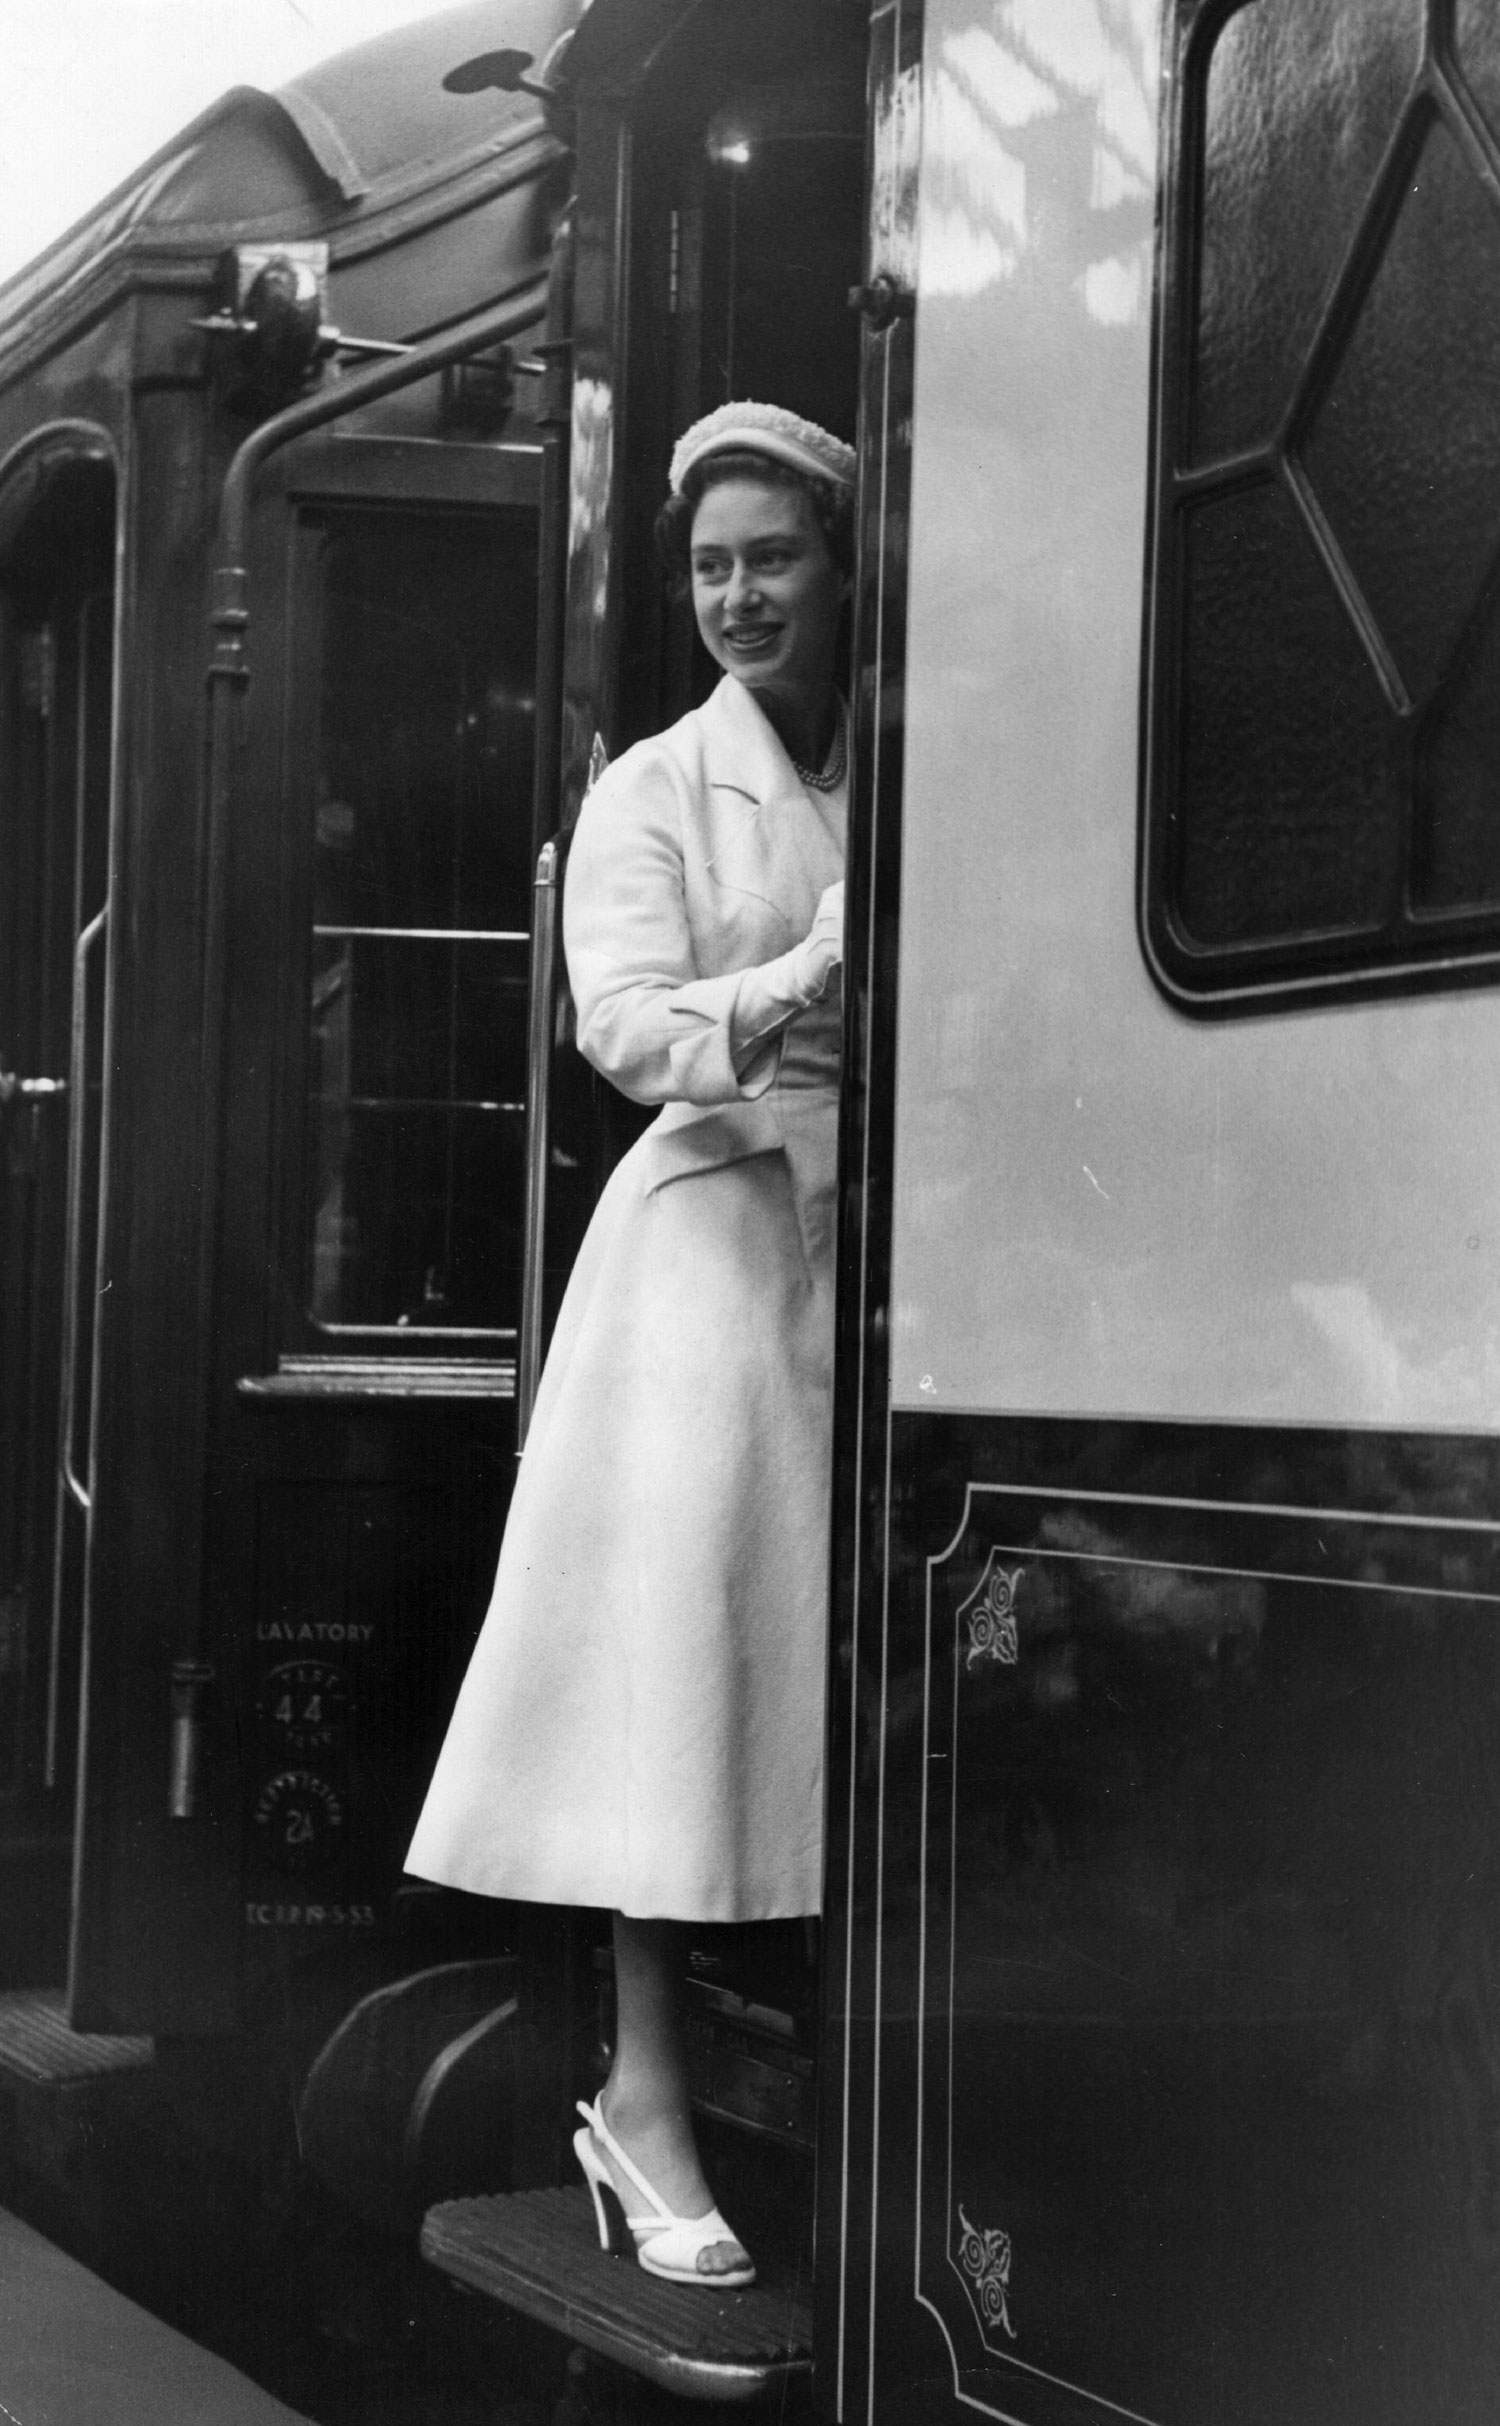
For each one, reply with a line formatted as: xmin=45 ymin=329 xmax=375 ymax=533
xmin=829 ymin=1 xmax=1500 ymax=2419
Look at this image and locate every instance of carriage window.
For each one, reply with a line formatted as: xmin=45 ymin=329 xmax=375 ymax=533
xmin=304 ymin=507 xmax=536 ymax=1343
xmin=1142 ymin=0 xmax=1500 ymax=1010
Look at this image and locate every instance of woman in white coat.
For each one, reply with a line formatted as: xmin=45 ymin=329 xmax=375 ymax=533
xmin=406 ymin=401 xmax=854 ymax=2286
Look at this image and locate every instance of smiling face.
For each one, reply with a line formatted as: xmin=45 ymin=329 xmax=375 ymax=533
xmin=689 ymin=475 xmax=847 ymax=717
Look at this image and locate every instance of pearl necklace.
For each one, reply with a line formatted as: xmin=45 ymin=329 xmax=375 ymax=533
xmin=793 ymin=707 xmax=847 ymax=793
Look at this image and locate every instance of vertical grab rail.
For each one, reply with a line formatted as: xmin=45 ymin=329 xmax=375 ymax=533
xmin=46 ymin=901 xmax=108 ymax=1787
xmin=516 ymin=841 xmax=559 ymax=1447
xmin=514 ymin=244 xmax=574 ymax=1453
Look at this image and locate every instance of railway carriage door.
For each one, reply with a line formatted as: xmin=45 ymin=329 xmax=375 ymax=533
xmin=206 ymin=436 xmax=548 ymax=1978
xmin=827 ymin=0 xmax=1500 ymax=2420
xmin=0 ymin=447 xmax=116 ymax=1982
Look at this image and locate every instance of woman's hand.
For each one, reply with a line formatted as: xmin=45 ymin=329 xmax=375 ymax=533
xmin=789 ymin=881 xmax=845 ymax=1006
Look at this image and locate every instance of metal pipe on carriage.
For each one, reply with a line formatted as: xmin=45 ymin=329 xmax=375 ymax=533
xmin=517 ymin=842 xmax=559 ymax=1447
xmin=516 ymin=212 xmax=575 ymax=1449
xmin=172 ymin=276 xmax=551 ymax=1819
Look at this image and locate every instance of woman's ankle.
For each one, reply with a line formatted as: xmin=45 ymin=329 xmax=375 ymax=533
xmin=598 ymin=2072 xmax=692 ymax=2143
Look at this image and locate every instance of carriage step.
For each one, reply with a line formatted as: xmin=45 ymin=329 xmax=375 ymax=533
xmin=422 ymin=2185 xmax=812 ymax=2404
xmin=0 ymin=1987 xmax=153 ymax=2088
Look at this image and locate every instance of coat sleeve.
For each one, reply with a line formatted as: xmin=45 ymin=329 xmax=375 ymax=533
xmin=563 ymin=741 xmax=793 ymax=1107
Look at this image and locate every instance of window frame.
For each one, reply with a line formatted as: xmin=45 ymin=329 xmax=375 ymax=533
xmin=1139 ymin=0 xmax=1500 ymax=1017
xmin=260 ymin=436 xmax=542 ymax=1396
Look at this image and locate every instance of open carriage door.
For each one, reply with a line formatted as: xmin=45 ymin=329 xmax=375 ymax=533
xmin=0 ymin=436 xmax=118 ymax=1995
xmin=830 ymin=0 xmax=1500 ymax=2419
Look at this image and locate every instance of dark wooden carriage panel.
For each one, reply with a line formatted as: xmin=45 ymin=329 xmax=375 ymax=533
xmin=0 ymin=5 xmax=576 ymax=2039
xmin=827 ymin=1415 xmax=1500 ymax=2424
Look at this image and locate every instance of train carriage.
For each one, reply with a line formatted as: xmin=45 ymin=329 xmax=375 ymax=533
xmin=0 ymin=0 xmax=579 ymax=2092
xmin=3 ymin=0 xmax=1500 ymax=2420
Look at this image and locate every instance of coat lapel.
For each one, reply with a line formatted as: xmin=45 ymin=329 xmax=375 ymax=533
xmin=694 ymin=677 xmax=842 ymax=927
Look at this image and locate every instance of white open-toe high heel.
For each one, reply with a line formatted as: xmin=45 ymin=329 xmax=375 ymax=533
xmin=573 ymin=2097 xmax=757 ymax=2289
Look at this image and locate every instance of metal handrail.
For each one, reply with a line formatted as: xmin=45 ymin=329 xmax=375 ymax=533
xmin=47 ymin=901 xmax=107 ymax=1785
xmin=517 ymin=840 xmax=561 ymax=1445
xmin=58 ymin=904 xmax=108 ymax=1511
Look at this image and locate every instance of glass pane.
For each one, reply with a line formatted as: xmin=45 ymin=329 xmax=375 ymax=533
xmin=1194 ymin=0 xmax=1419 ymax=464
xmin=1176 ymin=483 xmax=1402 ymax=947
xmin=309 ymin=1096 xmax=526 ymax=1336
xmin=1300 ymin=114 xmax=1500 ymax=710
xmin=305 ymin=507 xmax=537 ymax=1339
xmin=311 ymin=936 xmax=528 ymax=1110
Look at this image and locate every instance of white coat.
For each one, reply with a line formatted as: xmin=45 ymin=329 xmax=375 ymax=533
xmin=404 ymin=674 xmax=843 ymax=1920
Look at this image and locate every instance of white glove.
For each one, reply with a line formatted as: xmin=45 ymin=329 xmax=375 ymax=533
xmin=786 ymin=881 xmax=845 ymax=1006
xmin=727 ymin=881 xmax=847 ymax=1082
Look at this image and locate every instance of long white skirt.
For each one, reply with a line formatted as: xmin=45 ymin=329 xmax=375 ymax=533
xmin=404 ymin=1119 xmax=834 ymax=1920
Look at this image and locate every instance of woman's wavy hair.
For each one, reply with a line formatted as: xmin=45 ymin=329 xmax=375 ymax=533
xmin=655 ymin=446 xmax=856 ymax=597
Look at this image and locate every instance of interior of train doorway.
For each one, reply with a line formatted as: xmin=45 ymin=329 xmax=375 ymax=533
xmin=552 ymin=0 xmax=869 ymax=2299
xmin=0 ymin=444 xmax=116 ymax=1989
xmin=607 ymin=0 xmax=867 ymax=741
xmin=415 ymin=4 xmax=877 ymax=2381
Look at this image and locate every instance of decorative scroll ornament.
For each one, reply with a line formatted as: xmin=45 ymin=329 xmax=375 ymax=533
xmin=958 ymin=1552 xmax=1023 ymax=1671
xmin=958 ymin=2202 xmax=1017 ymax=2341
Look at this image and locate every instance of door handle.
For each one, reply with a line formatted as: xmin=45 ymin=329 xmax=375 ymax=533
xmin=848 ymin=274 xmax=914 ymax=330
xmin=0 ymin=1071 xmax=66 ymax=1102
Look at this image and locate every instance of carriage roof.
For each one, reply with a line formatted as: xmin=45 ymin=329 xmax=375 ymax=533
xmin=0 ymin=0 xmax=576 ymax=380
